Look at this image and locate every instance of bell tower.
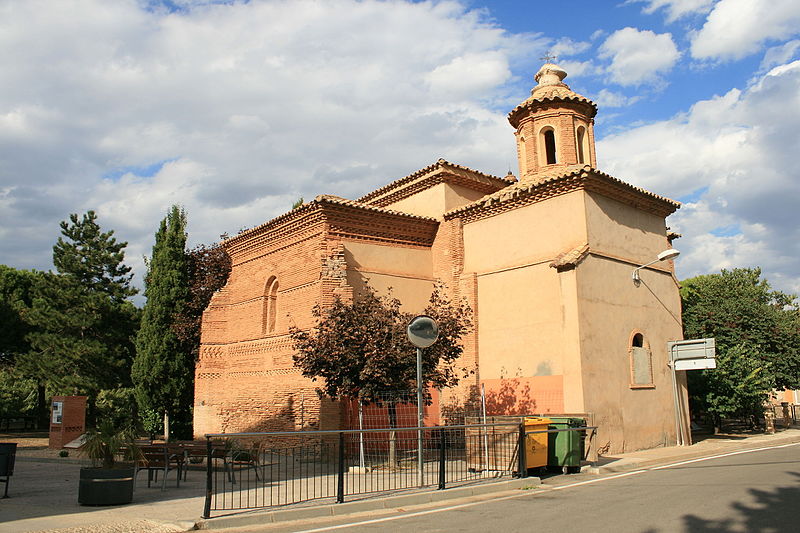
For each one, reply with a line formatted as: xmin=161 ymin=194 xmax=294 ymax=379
xmin=508 ymin=62 xmax=598 ymax=181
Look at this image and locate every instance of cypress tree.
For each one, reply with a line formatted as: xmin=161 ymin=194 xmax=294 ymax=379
xmin=132 ymin=205 xmax=192 ymax=439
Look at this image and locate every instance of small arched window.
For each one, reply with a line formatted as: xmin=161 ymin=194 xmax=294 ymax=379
xmin=576 ymin=126 xmax=586 ymax=164
xmin=542 ymin=128 xmax=557 ymax=165
xmin=629 ymin=331 xmax=653 ymax=387
xmin=263 ymin=276 xmax=279 ymax=334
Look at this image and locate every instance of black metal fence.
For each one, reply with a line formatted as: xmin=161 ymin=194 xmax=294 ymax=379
xmin=202 ymin=422 xmax=597 ymax=519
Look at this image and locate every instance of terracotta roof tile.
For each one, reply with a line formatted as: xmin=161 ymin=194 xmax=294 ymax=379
xmin=444 ymin=165 xmax=680 ymax=220
xmin=357 ymin=158 xmax=511 ymax=204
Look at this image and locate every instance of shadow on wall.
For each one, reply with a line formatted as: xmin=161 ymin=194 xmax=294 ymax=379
xmin=485 ymin=375 xmax=537 ymax=416
xmin=223 ymin=395 xmax=321 ymax=434
xmin=682 ymin=471 xmax=800 ymax=532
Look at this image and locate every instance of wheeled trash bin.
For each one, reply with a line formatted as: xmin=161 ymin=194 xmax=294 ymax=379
xmin=523 ymin=417 xmax=551 ymax=472
xmin=547 ymin=417 xmax=585 ymax=473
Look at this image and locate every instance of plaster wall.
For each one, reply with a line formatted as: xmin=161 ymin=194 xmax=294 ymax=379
xmin=343 ymin=240 xmax=434 ymax=312
xmin=575 ymin=253 xmax=683 ymax=453
xmin=584 ymin=192 xmax=670 ymax=264
xmin=384 ymin=182 xmax=489 ymax=220
xmin=462 ymin=190 xmax=588 ymax=273
xmin=462 ymin=192 xmax=589 ymax=417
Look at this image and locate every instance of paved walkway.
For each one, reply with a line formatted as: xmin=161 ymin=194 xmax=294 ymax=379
xmin=1 ymin=428 xmax=798 ymax=532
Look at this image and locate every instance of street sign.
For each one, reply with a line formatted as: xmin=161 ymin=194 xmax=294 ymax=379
xmin=668 ymin=338 xmax=716 ymax=370
xmin=674 ymin=358 xmax=717 ymax=370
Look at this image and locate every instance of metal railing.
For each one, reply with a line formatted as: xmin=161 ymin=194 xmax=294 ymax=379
xmin=201 ymin=422 xmax=597 ymax=519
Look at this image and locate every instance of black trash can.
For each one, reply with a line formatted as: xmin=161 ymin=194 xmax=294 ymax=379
xmin=0 ymin=442 xmax=17 ymax=498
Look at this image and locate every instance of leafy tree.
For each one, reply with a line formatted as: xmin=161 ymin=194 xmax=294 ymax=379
xmin=19 ymin=273 xmax=138 ymax=402
xmin=172 ymin=243 xmax=231 ymax=361
xmin=52 ymin=211 xmax=136 ymax=301
xmin=681 ymin=268 xmax=800 ymax=430
xmin=291 ymin=282 xmax=471 ymax=463
xmin=132 ymin=205 xmax=191 ymax=440
xmin=689 ymin=344 xmax=773 ymax=430
xmin=11 ymin=212 xmax=139 ymax=425
xmin=0 ymin=366 xmax=37 ymax=418
xmin=0 ymin=265 xmax=39 ymax=365
xmin=291 ymin=282 xmax=472 ymax=421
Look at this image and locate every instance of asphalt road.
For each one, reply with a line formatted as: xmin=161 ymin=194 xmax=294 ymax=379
xmin=235 ymin=442 xmax=800 ymax=533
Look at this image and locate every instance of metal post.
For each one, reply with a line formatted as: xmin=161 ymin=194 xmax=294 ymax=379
xmin=336 ymin=432 xmax=345 ymax=504
xmin=202 ymin=437 xmax=212 ymax=519
xmin=517 ymin=423 xmax=527 ymax=478
xmin=669 ymin=359 xmax=684 ymax=446
xmin=481 ymin=383 xmax=488 ymax=475
xmin=417 ymin=346 xmax=424 ymax=488
xmin=588 ymin=428 xmax=598 ymax=469
xmin=438 ymin=428 xmax=446 ymax=490
xmin=358 ymin=399 xmax=365 ymax=470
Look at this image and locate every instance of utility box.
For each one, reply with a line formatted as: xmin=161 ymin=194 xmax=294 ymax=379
xmin=524 ymin=417 xmax=551 ymax=469
xmin=49 ymin=396 xmax=87 ymax=449
xmin=547 ymin=417 xmax=586 ymax=473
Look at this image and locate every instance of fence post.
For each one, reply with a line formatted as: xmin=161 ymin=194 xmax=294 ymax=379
xmin=517 ymin=423 xmax=527 ymax=478
xmin=202 ymin=437 xmax=212 ymax=519
xmin=336 ymin=432 xmax=345 ymax=504
xmin=438 ymin=427 xmax=446 ymax=490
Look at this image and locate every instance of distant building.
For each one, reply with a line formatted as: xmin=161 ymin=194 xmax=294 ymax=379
xmin=194 ymin=63 xmax=689 ymax=453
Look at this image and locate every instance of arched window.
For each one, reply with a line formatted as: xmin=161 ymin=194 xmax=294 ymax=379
xmin=629 ymin=331 xmax=653 ymax=387
xmin=542 ymin=128 xmax=557 ymax=165
xmin=263 ymin=276 xmax=279 ymax=334
xmin=576 ymin=126 xmax=586 ymax=164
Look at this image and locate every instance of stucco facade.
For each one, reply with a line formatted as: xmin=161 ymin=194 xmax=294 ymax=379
xmin=195 ymin=63 xmax=689 ymax=453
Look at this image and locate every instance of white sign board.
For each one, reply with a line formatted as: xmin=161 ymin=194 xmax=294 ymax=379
xmin=51 ymin=401 xmax=63 ymax=424
xmin=668 ymin=338 xmax=716 ymax=371
xmin=674 ymin=358 xmax=717 ymax=370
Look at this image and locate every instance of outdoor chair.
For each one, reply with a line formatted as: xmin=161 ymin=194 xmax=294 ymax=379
xmin=224 ymin=442 xmax=262 ymax=484
xmin=135 ymin=445 xmax=182 ymax=490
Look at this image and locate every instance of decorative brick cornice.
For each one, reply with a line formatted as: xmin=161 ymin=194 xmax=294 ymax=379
xmin=444 ymin=165 xmax=680 ymax=224
xmin=357 ymin=159 xmax=512 ymax=207
xmin=224 ymin=195 xmax=439 ymax=261
xmin=508 ymin=85 xmax=597 ymax=129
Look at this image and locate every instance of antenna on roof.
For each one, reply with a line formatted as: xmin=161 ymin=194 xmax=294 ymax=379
xmin=539 ymin=52 xmax=558 ymax=63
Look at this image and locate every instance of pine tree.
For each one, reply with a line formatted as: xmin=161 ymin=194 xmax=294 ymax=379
xmin=132 ymin=205 xmax=192 ymax=439
xmin=15 ymin=210 xmax=140 ymax=426
xmin=52 ymin=211 xmax=136 ymax=301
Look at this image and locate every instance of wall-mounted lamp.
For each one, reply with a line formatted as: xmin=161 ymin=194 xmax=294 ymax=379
xmin=632 ymin=248 xmax=680 ymax=284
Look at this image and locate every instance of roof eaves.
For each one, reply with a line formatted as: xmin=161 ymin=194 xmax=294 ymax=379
xmin=357 ymin=158 xmax=510 ymax=204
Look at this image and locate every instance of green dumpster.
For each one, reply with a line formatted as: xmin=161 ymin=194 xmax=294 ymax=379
xmin=547 ymin=417 xmax=585 ymax=473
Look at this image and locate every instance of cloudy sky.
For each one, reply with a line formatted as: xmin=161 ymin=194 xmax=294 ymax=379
xmin=1 ymin=0 xmax=799 ymax=301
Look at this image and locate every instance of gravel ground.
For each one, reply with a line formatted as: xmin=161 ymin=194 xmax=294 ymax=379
xmin=33 ymin=520 xmax=187 ymax=533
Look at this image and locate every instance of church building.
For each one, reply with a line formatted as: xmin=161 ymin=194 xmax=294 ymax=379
xmin=194 ymin=63 xmax=689 ymax=454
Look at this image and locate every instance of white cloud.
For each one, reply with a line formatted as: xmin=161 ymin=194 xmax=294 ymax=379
xmin=630 ymin=0 xmax=714 ymax=22
xmin=598 ymin=60 xmax=800 ymax=294
xmin=599 ymin=27 xmax=680 ymax=86
xmin=0 ymin=0 xmax=546 ymax=292
xmin=691 ymin=0 xmax=800 ymax=61
xmin=593 ymin=89 xmax=640 ymax=108
xmin=760 ymin=39 xmax=800 ymax=71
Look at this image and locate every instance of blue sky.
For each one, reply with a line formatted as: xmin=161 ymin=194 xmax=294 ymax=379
xmin=1 ymin=0 xmax=799 ymax=298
